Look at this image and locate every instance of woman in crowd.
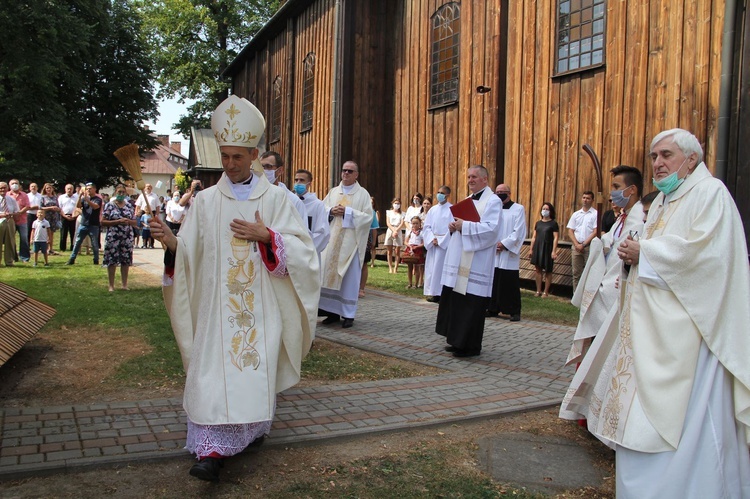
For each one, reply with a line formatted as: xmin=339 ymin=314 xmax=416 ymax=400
xmin=39 ymin=183 xmax=61 ymax=255
xmin=101 ymin=184 xmax=136 ymax=292
xmin=529 ymin=202 xmax=559 ymax=297
xmin=404 ymin=192 xmax=424 ymax=237
xmin=419 ymin=196 xmax=432 ymax=223
xmin=384 ymin=197 xmax=405 ymax=273
xmin=165 ymin=191 xmax=186 ymax=234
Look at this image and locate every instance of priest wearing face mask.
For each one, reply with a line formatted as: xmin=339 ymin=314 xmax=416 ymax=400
xmin=562 ymin=129 xmax=750 ymax=497
xmin=293 ymin=169 xmax=330 ymax=259
xmin=565 ymin=165 xmax=644 ymax=366
xmin=149 ymin=95 xmax=319 ymax=482
xmin=260 ymin=151 xmax=308 ymax=225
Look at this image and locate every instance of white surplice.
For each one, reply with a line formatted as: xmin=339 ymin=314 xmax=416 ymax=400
xmin=422 ymin=201 xmax=453 ymax=297
xmin=300 ymin=192 xmax=330 ymax=256
xmin=493 ymin=201 xmax=526 ymax=270
xmin=163 ymin=172 xmax=319 ymax=426
xmin=566 ymin=202 xmax=645 ymax=365
xmin=560 ymin=163 xmax=750 ymax=497
xmin=440 ymin=187 xmax=502 ymax=297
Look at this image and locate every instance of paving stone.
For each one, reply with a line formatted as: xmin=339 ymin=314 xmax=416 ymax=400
xmin=46 ymin=450 xmax=83 ymax=461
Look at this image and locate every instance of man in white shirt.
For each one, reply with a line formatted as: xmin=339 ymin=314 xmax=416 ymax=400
xmin=486 ymin=184 xmax=527 ymax=322
xmin=566 ymin=191 xmax=598 ymax=291
xmin=58 ymin=183 xmax=79 ymax=252
xmin=135 ymin=183 xmax=160 ymax=217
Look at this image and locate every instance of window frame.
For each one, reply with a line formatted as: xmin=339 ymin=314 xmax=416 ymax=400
xmin=428 ymin=2 xmax=461 ymax=111
xmin=553 ymin=0 xmax=606 ymax=77
xmin=300 ymin=52 xmax=315 ymax=133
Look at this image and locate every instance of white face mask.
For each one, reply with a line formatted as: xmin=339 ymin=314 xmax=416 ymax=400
xmin=10 ymin=184 xmax=19 ymax=191
xmin=393 ymin=203 xmax=401 ymax=210
xmin=541 ymin=209 xmax=550 ymax=218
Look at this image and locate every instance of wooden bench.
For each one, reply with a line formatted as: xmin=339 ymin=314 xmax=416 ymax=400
xmin=372 ymin=229 xmax=574 ymax=295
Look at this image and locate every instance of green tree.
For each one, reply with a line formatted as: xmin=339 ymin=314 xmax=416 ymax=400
xmin=136 ymin=0 xmax=279 ymax=136
xmin=0 ymin=0 xmax=158 ymax=187
xmin=173 ymin=167 xmax=191 ymax=193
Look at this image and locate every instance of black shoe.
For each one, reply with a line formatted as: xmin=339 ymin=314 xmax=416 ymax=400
xmin=485 ymin=310 xmax=498 ymax=318
xmin=453 ymin=350 xmax=480 ymax=358
xmin=444 ymin=345 xmax=458 ymax=352
xmin=189 ymin=457 xmax=223 ymax=482
xmin=342 ymin=318 xmax=354 ymax=328
xmin=93 ymin=261 xmax=99 ymax=265
xmin=510 ymin=314 xmax=521 ymax=322
xmin=245 ymin=435 xmax=265 ymax=454
xmin=322 ymin=314 xmax=340 ymax=325
xmin=66 ymin=260 xmax=75 ymax=265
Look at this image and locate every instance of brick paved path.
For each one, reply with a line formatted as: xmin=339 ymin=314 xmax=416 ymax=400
xmin=0 ymin=249 xmax=575 ymax=479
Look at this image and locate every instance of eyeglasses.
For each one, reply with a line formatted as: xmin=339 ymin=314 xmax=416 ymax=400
xmin=342 ymin=169 xmax=356 ymax=174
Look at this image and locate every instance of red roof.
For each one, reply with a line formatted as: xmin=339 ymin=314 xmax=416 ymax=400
xmin=140 ymin=140 xmax=189 ymax=175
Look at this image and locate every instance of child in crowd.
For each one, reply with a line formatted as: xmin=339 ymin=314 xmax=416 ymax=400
xmin=140 ymin=212 xmax=153 ymax=248
xmin=403 ymin=216 xmax=425 ymax=289
xmin=30 ymin=210 xmax=52 ymax=267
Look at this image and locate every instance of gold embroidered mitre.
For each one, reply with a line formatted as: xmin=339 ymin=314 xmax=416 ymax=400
xmin=211 ymin=95 xmax=265 ymax=148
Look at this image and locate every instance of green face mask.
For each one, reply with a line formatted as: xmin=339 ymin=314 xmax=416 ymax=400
xmin=652 ymin=158 xmax=688 ymax=195
xmin=115 ymin=194 xmax=127 ymax=202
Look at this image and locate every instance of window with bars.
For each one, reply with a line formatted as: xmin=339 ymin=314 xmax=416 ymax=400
xmin=429 ymin=3 xmax=460 ymax=109
xmin=301 ymin=53 xmax=315 ymax=132
xmin=555 ymin=0 xmax=605 ymax=75
xmin=271 ymin=76 xmax=282 ymax=143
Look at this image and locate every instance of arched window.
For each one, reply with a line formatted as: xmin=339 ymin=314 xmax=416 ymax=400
xmin=429 ymin=3 xmax=460 ymax=108
xmin=301 ymin=52 xmax=316 ymax=132
xmin=555 ymin=0 xmax=606 ymax=75
xmin=271 ymin=75 xmax=282 ymax=143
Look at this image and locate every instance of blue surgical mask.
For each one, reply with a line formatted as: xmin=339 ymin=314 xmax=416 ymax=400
xmin=436 ymin=193 xmax=447 ymax=204
xmin=610 ymin=187 xmax=631 ymax=208
xmin=293 ymin=183 xmax=307 ymax=196
xmin=652 ymin=158 xmax=688 ymax=195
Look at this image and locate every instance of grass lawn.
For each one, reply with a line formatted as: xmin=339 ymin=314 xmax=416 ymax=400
xmin=365 ymin=259 xmax=579 ymax=326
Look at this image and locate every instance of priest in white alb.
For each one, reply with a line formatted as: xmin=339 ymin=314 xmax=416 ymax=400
xmin=436 ymin=165 xmax=501 ymax=357
xmin=150 ymin=95 xmax=319 ymax=482
xmin=318 ymin=161 xmax=373 ymax=329
xmin=560 ymin=129 xmax=750 ymax=497
xmin=292 ymin=168 xmax=330 ymax=259
xmin=566 ymin=165 xmax=645 ymax=366
xmin=422 ymin=185 xmax=453 ymax=303
xmin=485 ymin=183 xmax=526 ymax=321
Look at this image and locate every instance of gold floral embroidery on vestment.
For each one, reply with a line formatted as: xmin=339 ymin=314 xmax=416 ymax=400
xmin=226 ymin=236 xmax=261 ymax=371
xmin=214 ymin=105 xmax=258 ymax=145
xmin=601 ymin=273 xmax=635 ymax=439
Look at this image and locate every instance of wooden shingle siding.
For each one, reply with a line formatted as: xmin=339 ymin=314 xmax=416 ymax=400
xmin=0 ymin=283 xmax=56 ymax=367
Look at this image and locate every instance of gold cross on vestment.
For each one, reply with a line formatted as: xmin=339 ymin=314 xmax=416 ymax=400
xmin=226 ymin=103 xmax=241 ymax=119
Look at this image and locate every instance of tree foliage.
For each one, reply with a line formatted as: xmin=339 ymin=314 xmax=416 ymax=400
xmin=136 ymin=0 xmax=280 ymax=136
xmin=0 ymin=0 xmax=158 ymax=188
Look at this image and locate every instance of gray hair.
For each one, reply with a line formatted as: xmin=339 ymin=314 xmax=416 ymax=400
xmin=650 ymin=128 xmax=703 ymax=163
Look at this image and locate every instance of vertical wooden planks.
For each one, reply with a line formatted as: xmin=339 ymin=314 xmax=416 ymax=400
xmin=601 ymin=0 xmax=626 ymax=171
xmin=705 ymin=0 xmax=725 ymax=169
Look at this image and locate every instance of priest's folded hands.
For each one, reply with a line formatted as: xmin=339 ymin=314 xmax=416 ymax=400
xmin=617 ymin=236 xmax=640 ymax=265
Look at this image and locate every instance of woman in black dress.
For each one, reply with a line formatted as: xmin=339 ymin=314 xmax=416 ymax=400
xmin=529 ymin=202 xmax=559 ymax=297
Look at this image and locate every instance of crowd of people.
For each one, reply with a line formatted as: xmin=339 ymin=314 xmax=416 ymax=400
xmin=4 ymin=94 xmax=748 ymax=496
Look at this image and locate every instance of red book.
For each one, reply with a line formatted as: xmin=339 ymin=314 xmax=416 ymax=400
xmin=450 ymin=196 xmax=481 ymax=223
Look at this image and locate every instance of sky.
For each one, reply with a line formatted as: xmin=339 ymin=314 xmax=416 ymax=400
xmin=144 ymin=96 xmax=195 ymax=154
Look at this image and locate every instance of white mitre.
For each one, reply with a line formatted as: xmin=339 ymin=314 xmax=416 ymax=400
xmin=211 ymin=95 xmax=265 ymax=148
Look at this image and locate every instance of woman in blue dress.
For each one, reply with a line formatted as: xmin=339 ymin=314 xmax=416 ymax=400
xmin=101 ymin=184 xmax=137 ymax=291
